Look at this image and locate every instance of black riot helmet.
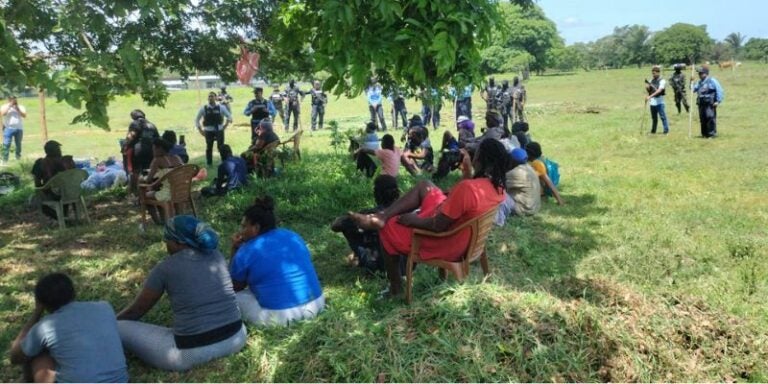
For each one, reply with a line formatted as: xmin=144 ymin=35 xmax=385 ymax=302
xmin=502 ymin=79 xmax=509 ymax=89
xmin=488 ymin=77 xmax=495 ymax=87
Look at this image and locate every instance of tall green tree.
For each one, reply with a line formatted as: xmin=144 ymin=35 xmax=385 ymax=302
xmin=724 ymin=32 xmax=746 ymax=59
xmin=649 ymin=23 xmax=712 ymax=65
xmin=1 ymin=0 xmax=534 ymax=129
xmin=612 ymin=25 xmax=651 ymax=68
xmin=499 ymin=3 xmax=562 ymax=75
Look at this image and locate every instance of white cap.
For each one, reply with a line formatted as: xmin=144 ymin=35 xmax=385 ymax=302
xmin=456 ymin=115 xmax=470 ymax=124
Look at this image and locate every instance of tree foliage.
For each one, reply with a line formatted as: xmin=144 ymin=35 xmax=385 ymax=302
xmin=724 ymin=32 xmax=746 ymax=59
xmin=276 ymin=0 xmax=532 ymax=97
xmin=743 ymin=38 xmax=768 ymax=62
xmin=1 ymin=0 xmax=289 ymax=129
xmin=649 ymin=23 xmax=712 ymax=65
xmin=2 ymin=0 xmax=534 ymax=129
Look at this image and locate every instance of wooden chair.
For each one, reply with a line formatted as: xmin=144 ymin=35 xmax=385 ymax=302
xmin=255 ymin=140 xmax=280 ymax=178
xmin=404 ymin=207 xmax=498 ymax=304
xmin=139 ymin=164 xmax=200 ymax=226
xmin=35 ymin=169 xmax=91 ymax=229
xmin=279 ymin=129 xmax=303 ymax=167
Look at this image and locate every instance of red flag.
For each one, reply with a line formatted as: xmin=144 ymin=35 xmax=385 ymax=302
xmin=236 ymin=46 xmax=260 ymax=85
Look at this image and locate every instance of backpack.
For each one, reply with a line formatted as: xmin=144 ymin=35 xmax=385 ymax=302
xmin=542 ymin=157 xmax=560 ymax=196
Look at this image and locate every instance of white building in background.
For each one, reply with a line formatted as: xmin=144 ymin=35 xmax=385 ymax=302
xmin=161 ymin=75 xmax=268 ymax=91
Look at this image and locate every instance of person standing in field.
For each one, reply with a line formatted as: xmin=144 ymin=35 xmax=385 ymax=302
xmin=1 ymin=95 xmax=26 ymax=165
xmin=512 ymin=76 xmax=527 ymax=122
xmin=498 ymin=80 xmax=513 ymax=131
xmin=367 ymin=79 xmax=387 ymax=131
xmin=284 ymin=80 xmax=305 ymax=132
xmin=269 ymin=84 xmax=287 ymax=130
xmin=196 ymin=91 xmax=233 ymax=166
xmin=692 ymin=65 xmax=725 ymax=138
xmin=244 ymin=87 xmax=271 ymax=144
xmin=645 ymin=65 xmax=670 ymax=135
xmin=309 ymin=80 xmax=328 ymax=131
xmin=481 ymin=77 xmax=501 ymax=113
xmin=669 ymin=64 xmax=690 ymax=114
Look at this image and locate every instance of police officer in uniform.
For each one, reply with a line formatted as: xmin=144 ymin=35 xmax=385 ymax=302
xmin=243 ymin=87 xmax=271 ymax=144
xmin=366 ymin=79 xmax=387 ymax=131
xmin=390 ymin=89 xmax=408 ymax=130
xmin=196 ymin=91 xmax=233 ymax=166
xmin=669 ymin=64 xmax=690 ymax=114
xmin=217 ymin=86 xmax=233 ymax=112
xmin=498 ymin=80 xmax=513 ymax=130
xmin=692 ymin=65 xmax=725 ymax=138
xmin=512 ymin=76 xmax=527 ymax=122
xmin=453 ymin=85 xmax=473 ymax=121
xmin=309 ymin=80 xmax=328 ymax=131
xmin=269 ymin=84 xmax=286 ymax=130
xmin=481 ymin=77 xmax=501 ymax=113
xmin=284 ymin=80 xmax=305 ymax=132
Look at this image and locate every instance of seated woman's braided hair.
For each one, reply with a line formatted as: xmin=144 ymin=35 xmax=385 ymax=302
xmin=473 ymin=138 xmax=508 ymax=191
xmin=244 ymin=196 xmax=277 ymax=232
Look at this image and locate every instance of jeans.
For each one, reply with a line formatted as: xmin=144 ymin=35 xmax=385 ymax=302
xmin=393 ymin=107 xmax=408 ymax=129
xmin=204 ymin=130 xmax=225 ymax=165
xmin=236 ymin=290 xmax=325 ymax=326
xmin=369 ymin=104 xmax=386 ymax=130
xmin=2 ymin=127 xmax=23 ymax=161
xmin=311 ymin=104 xmax=325 ymax=130
xmin=117 ymin=320 xmax=246 ymax=372
xmin=650 ymin=103 xmax=669 ymax=134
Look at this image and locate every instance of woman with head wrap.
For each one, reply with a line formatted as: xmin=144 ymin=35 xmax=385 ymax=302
xmin=229 ymin=196 xmax=325 ymax=326
xmin=116 ymin=215 xmax=246 ymax=371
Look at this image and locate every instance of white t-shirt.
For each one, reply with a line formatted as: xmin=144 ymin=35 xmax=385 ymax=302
xmin=2 ymin=103 xmax=25 ymax=129
xmin=649 ymin=79 xmax=666 ymax=107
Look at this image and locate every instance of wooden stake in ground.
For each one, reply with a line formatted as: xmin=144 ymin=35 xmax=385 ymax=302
xmin=688 ymin=59 xmax=695 ymax=139
xmin=38 ymin=88 xmax=48 ymax=142
xmin=196 ymin=70 xmax=202 ymax=108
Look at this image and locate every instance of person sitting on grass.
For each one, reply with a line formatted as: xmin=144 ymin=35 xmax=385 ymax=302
xmin=10 ymin=273 xmax=129 ymax=383
xmin=201 ymin=145 xmax=248 ymax=197
xmin=162 ymin=130 xmax=189 ymax=164
xmin=241 ymin=120 xmax=280 ymax=175
xmin=350 ymin=138 xmax=507 ymax=298
xmin=117 ymin=215 xmax=247 ymax=372
xmin=352 ymin=122 xmax=380 ymax=177
xmin=496 ymin=147 xmax=541 ymax=226
xmin=525 ymin=141 xmax=564 ymax=206
xmin=331 ymin=174 xmax=401 ymax=273
xmin=401 ymin=124 xmax=434 ymax=176
xmin=354 ymin=134 xmax=402 ymax=178
xmin=229 ymin=196 xmax=325 ymax=326
xmin=31 ymin=140 xmax=76 ymax=221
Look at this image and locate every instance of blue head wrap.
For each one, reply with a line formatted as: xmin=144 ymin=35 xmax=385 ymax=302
xmin=163 ymin=215 xmax=219 ymax=251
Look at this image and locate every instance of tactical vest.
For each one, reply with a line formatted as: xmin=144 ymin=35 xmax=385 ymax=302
xmin=310 ymin=89 xmax=326 ymax=106
xmin=649 ymin=78 xmax=666 ymax=97
xmin=486 ymin=86 xmax=500 ymax=107
xmin=499 ymin=88 xmax=512 ymax=106
xmin=249 ymin=98 xmax=270 ymax=121
xmin=670 ymin=73 xmax=685 ymax=92
xmin=270 ymin=92 xmax=284 ymax=109
xmin=512 ymin=86 xmax=525 ymax=102
xmin=286 ymin=87 xmax=301 ymax=104
xmin=203 ymin=104 xmax=224 ymax=127
xmin=697 ymin=79 xmax=717 ymax=105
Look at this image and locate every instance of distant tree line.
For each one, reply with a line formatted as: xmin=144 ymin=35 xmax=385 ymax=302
xmin=482 ymin=6 xmax=766 ymax=75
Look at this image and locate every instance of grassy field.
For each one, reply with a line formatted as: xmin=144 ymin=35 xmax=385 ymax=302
xmin=1 ymin=63 xmax=767 ymax=382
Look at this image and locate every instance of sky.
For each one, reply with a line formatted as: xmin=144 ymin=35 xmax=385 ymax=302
xmin=537 ymin=0 xmax=766 ymax=45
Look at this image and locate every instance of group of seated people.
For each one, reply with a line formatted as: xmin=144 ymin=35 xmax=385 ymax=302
xmin=335 ymin=109 xmax=567 ymax=286
xmin=352 ymin=115 xmax=435 ymax=178
xmin=10 ymin=197 xmax=324 ymax=382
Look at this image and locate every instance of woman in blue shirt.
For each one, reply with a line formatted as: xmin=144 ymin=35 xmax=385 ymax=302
xmin=230 ymin=196 xmax=325 ymax=326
